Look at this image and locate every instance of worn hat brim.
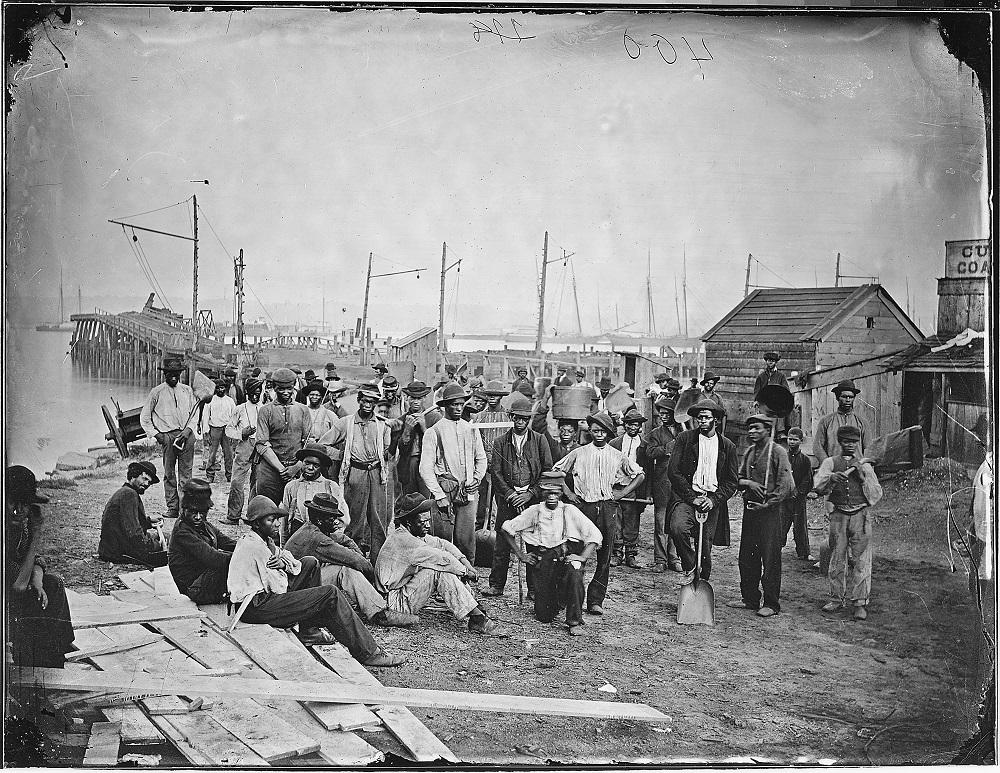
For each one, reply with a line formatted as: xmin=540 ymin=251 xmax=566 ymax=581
xmin=587 ymin=414 xmax=617 ymax=436
xmin=394 ymin=498 xmax=434 ymax=521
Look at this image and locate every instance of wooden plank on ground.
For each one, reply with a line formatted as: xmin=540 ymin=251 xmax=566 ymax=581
xmin=314 ymin=644 xmax=459 ymax=762
xmin=73 ymin=607 xmax=203 ymax=629
xmin=117 ymin=570 xmax=158 ymax=592
xmin=82 ymin=721 xmax=120 ymax=766
xmin=101 ymin=705 xmax=164 ymax=745
xmin=159 ymin=713 xmax=268 ymax=767
xmin=229 ymin=626 xmax=379 ymax=731
xmin=150 ymin=618 xmax=264 ymax=676
xmin=146 ymin=715 xmax=213 ymax=766
xmin=67 ymin=633 xmax=164 ymax=662
xmin=198 ymin=602 xmax=234 ymax=630
xmin=110 ymin=590 xmax=198 ymax=610
xmin=253 ymin=696 xmax=384 ymax=766
xmin=67 ymin=592 xmax=146 ymax=620
xmin=149 ymin=565 xmax=182 ymax=596
xmin=16 ymin=667 xmax=671 ymax=721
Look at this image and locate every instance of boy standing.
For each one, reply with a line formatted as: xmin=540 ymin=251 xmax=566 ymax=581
xmin=780 ymin=427 xmax=814 ymax=561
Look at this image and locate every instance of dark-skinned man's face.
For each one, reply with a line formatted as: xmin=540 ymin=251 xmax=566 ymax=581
xmin=837 ymin=392 xmax=856 ymax=412
xmin=358 ymin=396 xmax=377 ymax=416
xmin=657 ymin=409 xmax=674 ymax=425
xmin=251 ymin=513 xmax=280 ymax=541
xmin=444 ymin=399 xmax=465 ymax=421
xmin=275 ymin=385 xmax=295 ymax=403
xmin=589 ymin=425 xmax=609 ymax=446
xmin=164 ymin=371 xmax=181 ymax=387
xmin=558 ymin=424 xmax=577 ymax=443
xmin=511 ymin=414 xmax=530 ymax=433
xmin=407 ymin=511 xmax=432 ymax=537
xmin=624 ymin=421 xmax=642 ymax=438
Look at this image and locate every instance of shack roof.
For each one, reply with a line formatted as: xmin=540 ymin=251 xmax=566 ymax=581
xmin=390 ymin=327 xmax=436 ymax=349
xmin=883 ymin=333 xmax=986 ymax=373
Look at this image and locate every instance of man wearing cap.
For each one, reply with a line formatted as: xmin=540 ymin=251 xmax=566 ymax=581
xmin=731 ymin=415 xmax=795 ymax=617
xmin=376 ymin=493 xmax=496 ymax=633
xmin=463 ymin=386 xmax=486 ymax=423
xmin=298 ymin=381 xmax=338 ymax=443
xmin=99 ymin=461 xmax=168 ymax=567
xmin=812 ymin=424 xmax=883 ymax=621
xmin=380 ymin=376 xmax=404 ymax=421
xmin=574 ymin=369 xmax=593 ymax=390
xmin=780 ymin=427 xmax=814 ymax=561
xmin=474 ymin=380 xmax=514 ymax=530
xmin=222 ymin=367 xmax=245 ymax=405
xmin=228 ymin=495 xmax=404 ymax=665
xmin=813 ymin=380 xmax=869 ymax=464
xmin=225 ymin=377 xmax=265 ymax=523
xmin=420 ymin=383 xmax=488 ymax=563
xmin=168 ymin=478 xmax=236 ymax=603
xmin=482 ymin=394 xmax=554 ymax=597
xmin=552 ymin=411 xmax=645 ymax=615
xmin=594 ymin=377 xmax=614 ymax=413
xmin=6 ymin=465 xmax=74 ymax=667
xmin=510 ymin=366 xmax=532 ymax=396
xmin=372 ymin=363 xmax=390 ymax=395
xmin=140 ymin=355 xmax=201 ymax=519
xmin=201 ymin=379 xmax=238 ymax=483
xmin=753 ymin=351 xmax=789 ymax=402
xmin=285 ymin=494 xmax=418 ymax=628
xmin=554 ymin=365 xmax=574 ymax=388
xmin=645 ymin=397 xmax=684 ymax=573
xmin=503 ymin=470 xmax=602 ymax=636
xmin=322 ymin=381 xmax=350 ymax=418
xmin=396 ymin=380 xmax=438 ymax=495
xmin=280 ymin=443 xmax=347 ymax=543
xmin=667 ymin=400 xmax=740 ymax=587
xmin=254 ymin=367 xmax=312 ymax=506
xmin=646 ymin=372 xmax=672 ymax=398
xmin=610 ymin=408 xmax=652 ymax=568
xmin=320 ymin=384 xmax=394 ymax=561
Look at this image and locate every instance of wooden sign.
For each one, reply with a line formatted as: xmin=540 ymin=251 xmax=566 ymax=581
xmin=945 ymin=239 xmax=990 ymax=279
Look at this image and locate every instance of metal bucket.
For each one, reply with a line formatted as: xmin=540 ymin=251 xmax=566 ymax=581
xmin=552 ymin=386 xmax=593 ymax=419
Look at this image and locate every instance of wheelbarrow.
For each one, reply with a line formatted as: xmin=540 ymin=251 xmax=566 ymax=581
xmin=676 ymin=510 xmax=715 ymax=626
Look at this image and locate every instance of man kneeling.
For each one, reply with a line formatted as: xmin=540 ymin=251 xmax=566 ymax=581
xmin=376 ymin=493 xmax=496 ymax=634
xmin=285 ymin=493 xmax=418 ymax=628
xmin=228 ymin=495 xmax=404 ymax=666
xmin=502 ymin=471 xmax=602 ymax=636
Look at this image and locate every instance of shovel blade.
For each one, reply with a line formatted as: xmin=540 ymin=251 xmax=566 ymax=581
xmin=676 ymin=580 xmax=716 ymax=626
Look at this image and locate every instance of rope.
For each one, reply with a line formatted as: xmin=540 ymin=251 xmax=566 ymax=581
xmin=196 ymin=203 xmax=232 ymax=262
xmin=753 ymin=256 xmax=796 ymax=288
xmin=114 ymin=197 xmax=191 ymax=222
xmin=132 ymin=232 xmax=173 ymax=310
xmin=120 ymin=225 xmax=172 ymax=310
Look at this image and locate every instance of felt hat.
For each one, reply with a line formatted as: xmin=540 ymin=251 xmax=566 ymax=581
xmin=244 ymin=377 xmax=263 ymax=394
xmin=295 ymin=443 xmax=333 ymax=469
xmin=305 ymin=492 xmax=345 ymax=521
xmin=224 ymin=368 xmax=238 ymax=379
xmin=539 ymin=470 xmax=567 ymax=493
xmin=181 ymin=477 xmax=214 ymax=511
xmin=250 ymin=367 xmax=263 ymax=377
xmin=763 ymin=351 xmax=781 ymax=362
xmin=832 ymin=379 xmax=861 ymax=396
xmin=516 ymin=382 xmax=535 ymax=399
xmin=382 ymin=375 xmax=399 ymax=389
xmin=836 ymin=424 xmax=862 ymax=442
xmin=786 ymin=427 xmax=804 ymax=440
xmin=746 ymin=413 xmax=773 ymax=429
xmin=271 ymin=367 xmax=297 ymax=387
xmin=445 ymin=364 xmax=458 ymax=376
xmin=244 ymin=495 xmax=287 ymax=523
xmin=394 ymin=492 xmax=434 ymax=522
xmin=556 ymin=365 xmax=567 ymax=372
xmin=158 ymin=354 xmax=185 ymax=372
xmin=687 ymin=399 xmax=726 ymax=419
xmin=402 ymin=380 xmax=431 ymax=398
xmin=507 ymin=394 xmax=534 ymax=417
xmin=6 ymin=465 xmax=49 ymax=504
xmin=303 ymin=369 xmax=317 ymax=382
xmin=587 ymin=411 xmax=617 ymax=436
xmin=325 ymin=382 xmax=349 ymax=397
xmin=575 ymin=368 xmax=585 ymax=377
xmin=621 ymin=408 xmax=648 ymax=425
xmin=700 ymin=371 xmax=720 ymax=385
xmin=654 ymin=395 xmax=677 ymax=412
xmin=297 ymin=381 xmax=326 ymax=402
xmin=290 ymin=366 xmax=303 ymax=375
xmin=436 ymin=382 xmax=468 ymax=406
xmin=654 ymin=372 xmax=671 ymax=383
xmin=471 ymin=387 xmax=488 ymax=400
xmin=357 ymin=383 xmax=383 ymax=401
xmin=516 ymin=366 xmax=528 ymax=374
xmin=324 ymin=362 xmax=337 ymax=371
xmin=483 ymin=379 xmax=508 ymax=396
xmin=214 ymin=378 xmax=228 ymax=389
xmin=373 ymin=363 xmax=389 ymax=374
xmin=596 ymin=377 xmax=613 ymax=390
xmin=666 ymin=378 xmax=681 ymax=390
xmin=127 ymin=460 xmax=160 ymax=485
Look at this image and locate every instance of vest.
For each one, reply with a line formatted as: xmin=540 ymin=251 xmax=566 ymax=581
xmin=829 ymin=456 xmax=867 ymax=510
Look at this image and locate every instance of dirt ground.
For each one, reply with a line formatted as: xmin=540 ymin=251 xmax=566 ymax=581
xmin=23 ymin=447 xmax=993 ymax=766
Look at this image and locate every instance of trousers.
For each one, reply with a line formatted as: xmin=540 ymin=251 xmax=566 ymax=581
xmin=781 ymin=496 xmax=811 ymax=559
xmin=386 ymin=568 xmax=479 ymax=620
xmin=343 ymin=465 xmax=392 ymax=562
xmin=319 ymin=564 xmax=387 ymax=620
xmin=578 ymin=500 xmax=619 ymax=608
xmin=432 ymin=496 xmax=478 ymax=564
xmin=254 ymin=462 xmax=290 ymax=508
xmin=8 ymin=573 xmax=75 ymax=668
xmin=652 ymin=502 xmax=681 ymax=567
xmin=530 ymin=541 xmax=585 ymax=626
xmin=240 ymin=556 xmax=379 ymax=661
xmin=737 ymin=505 xmax=784 ymax=611
xmin=204 ymin=426 xmax=234 ymax=480
xmin=828 ymin=506 xmax=872 ymax=606
xmin=488 ymin=499 xmax=522 ymax=591
xmin=668 ymin=501 xmax=720 ymax=580
xmin=614 ymin=500 xmax=644 ymax=557
xmin=160 ymin=430 xmax=195 ymax=517
xmin=183 ymin=568 xmax=229 ymax=605
xmin=226 ymin=439 xmax=256 ymax=521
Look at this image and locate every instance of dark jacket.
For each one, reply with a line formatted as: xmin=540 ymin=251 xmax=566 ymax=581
xmin=610 ymin=434 xmax=650 ymax=499
xmin=490 ymin=428 xmax=553 ymax=504
xmin=644 ymin=422 xmax=682 ymax=505
xmin=99 ymin=484 xmax=158 ymax=563
xmin=786 ymin=448 xmax=813 ymax=501
xmin=167 ymin=518 xmax=236 ymax=594
xmin=753 ymin=369 xmax=789 ymax=401
xmin=666 ymin=429 xmax=739 ymax=546
xmin=284 ymin=522 xmax=371 ymax=575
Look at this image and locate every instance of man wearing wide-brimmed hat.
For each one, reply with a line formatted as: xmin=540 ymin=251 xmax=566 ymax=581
xmin=225 ymin=376 xmax=265 ymax=523
xmin=645 ymin=396 xmax=684 ymax=573
xmin=666 ymin=399 xmax=739 ymax=588
xmin=552 ymin=411 xmax=645 ymax=616
xmin=594 ymin=377 xmax=614 ymax=413
xmin=502 ymin=471 xmax=602 ymax=636
xmin=472 ymin=379 xmax=513 ymax=529
xmin=99 ymin=460 xmax=168 ymax=567
xmin=168 ymin=478 xmax=236 ymax=604
xmin=6 ymin=465 xmax=75 ymax=667
xmin=813 ymin=379 xmax=869 ymax=464
xmin=140 ymin=354 xmax=201 ymax=519
xmin=753 ymin=351 xmax=789 ymax=403
xmin=222 ymin=367 xmax=245 ymax=405
xmin=610 ymin=408 xmax=652 ymax=568
xmin=554 ymin=365 xmax=574 ymax=388
xmin=699 ymin=371 xmax=727 ymax=434
xmin=510 ymin=365 xmax=532 ymax=396
xmin=376 ymin=493 xmax=496 ymax=634
xmin=320 ymin=383 xmax=394 ymax=561
xmin=419 ymin=382 xmax=488 ymax=562
xmin=297 ymin=381 xmax=338 ymax=443
xmin=280 ymin=443 xmax=347 ymax=543
xmin=254 ymin=367 xmax=312 ymax=506
xmin=645 ymin=371 xmax=672 ymax=398
xmin=228 ymin=495 xmax=404 ymax=665
xmin=395 ymin=380 xmax=439 ymax=495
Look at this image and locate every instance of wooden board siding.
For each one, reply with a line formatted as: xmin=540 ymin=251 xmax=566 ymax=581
xmin=808 ymin=370 xmax=902 ymax=442
xmin=937 ymin=278 xmax=987 ymax=335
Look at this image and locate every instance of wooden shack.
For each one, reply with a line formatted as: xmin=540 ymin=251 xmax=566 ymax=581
xmin=389 ymin=327 xmax=437 ymax=384
xmin=701 ymin=285 xmax=924 ymax=449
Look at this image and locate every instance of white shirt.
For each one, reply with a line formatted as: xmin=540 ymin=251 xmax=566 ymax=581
xmin=692 ymin=433 xmax=720 ymax=494
xmin=512 ymin=430 xmax=528 ymax=455
xmin=201 ymin=394 xmax=237 ymax=431
xmin=227 ymin=530 xmax=302 ymax=603
xmin=620 ymin=434 xmax=641 ymax=464
xmin=226 ymin=399 xmax=261 ymax=442
xmin=553 ymin=443 xmax=643 ymax=503
xmin=502 ymin=502 xmax=603 ymax=549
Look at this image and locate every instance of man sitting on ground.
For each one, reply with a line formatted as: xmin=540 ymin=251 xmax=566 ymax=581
xmin=98 ymin=461 xmax=167 ymax=567
xmin=228 ymin=495 xmax=404 ymax=666
xmin=168 ymin=478 xmax=236 ymax=604
xmin=502 ymin=471 xmax=602 ymax=636
xmin=376 ymin=493 xmax=497 ymax=634
xmin=285 ymin=493 xmax=418 ymax=628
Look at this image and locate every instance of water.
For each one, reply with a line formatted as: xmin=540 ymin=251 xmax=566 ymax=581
xmin=5 ymin=326 xmax=154 ymax=475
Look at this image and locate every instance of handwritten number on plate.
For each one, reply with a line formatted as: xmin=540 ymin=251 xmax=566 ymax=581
xmin=651 ymin=34 xmax=676 ymax=65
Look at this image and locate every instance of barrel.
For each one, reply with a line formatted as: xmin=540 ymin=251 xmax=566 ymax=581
xmin=552 ymin=386 xmax=593 ymax=420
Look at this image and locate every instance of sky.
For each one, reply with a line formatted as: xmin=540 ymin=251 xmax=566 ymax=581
xmin=5 ymin=8 xmax=989 ymax=338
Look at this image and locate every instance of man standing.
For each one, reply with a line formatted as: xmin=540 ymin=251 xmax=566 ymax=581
xmin=320 ymin=384 xmax=393 ymax=561
xmin=222 ymin=367 xmax=245 ymax=405
xmin=667 ymin=400 xmax=739 ymax=587
xmin=645 ymin=397 xmax=683 ymax=573
xmin=380 ymin=376 xmax=404 ymax=421
xmin=98 ymin=461 xmax=167 ymax=567
xmin=502 ymin=471 xmax=602 ymax=636
xmin=201 ymin=379 xmax=237 ymax=483
xmin=376 ymin=493 xmax=496 ymax=633
xmin=753 ymin=351 xmax=789 ymax=402
xmin=699 ymin=372 xmax=726 ymax=434
xmin=610 ymin=408 xmax=651 ymax=568
xmin=552 ymin=411 xmax=645 ymax=615
xmin=396 ymin=380 xmax=436 ymax=495
xmin=280 ymin=443 xmax=346 ymax=543
xmin=372 ymin=363 xmax=390 ymax=395
xmin=594 ymin=377 xmax=614 ymax=413
xmin=510 ymin=366 xmax=532 ymax=395
xmin=140 ymin=354 xmax=200 ymax=519
xmin=574 ymin=369 xmax=593 ymax=390
xmin=482 ymin=394 xmax=553 ymax=597
xmin=228 ymin=496 xmax=404 ymax=665
xmin=474 ymin=380 xmax=513 ymax=529
xmin=812 ymin=425 xmax=883 ymax=621
xmin=813 ymin=380 xmax=869 ymax=463
xmin=646 ymin=372 xmax=671 ymax=398
xmin=299 ymin=382 xmax=337 ymax=443
xmin=254 ymin=367 xmax=311 ymax=507
xmin=731 ymin=415 xmax=795 ymax=618
xmin=780 ymin=427 xmax=814 ymax=561
xmin=553 ymin=365 xmax=574 ymax=387
xmin=420 ymin=382 xmax=488 ymax=563
xmin=225 ymin=377 xmax=264 ymax=524
xmin=168 ymin=478 xmax=236 ymax=604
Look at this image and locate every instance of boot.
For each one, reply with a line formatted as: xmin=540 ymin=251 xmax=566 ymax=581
xmin=624 ymin=552 xmax=641 ymax=569
xmin=370 ymin=609 xmax=420 ymax=628
xmin=611 ymin=548 xmax=625 ymax=566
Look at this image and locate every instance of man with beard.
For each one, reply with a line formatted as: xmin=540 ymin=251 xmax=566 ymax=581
xmin=280 ymin=443 xmax=347 ymax=543
xmin=168 ymin=478 xmax=236 ymax=604
xmin=644 ymin=396 xmax=684 ymax=573
xmin=254 ymin=367 xmax=311 ymax=506
xmin=298 ymin=381 xmax=338 ymax=443
xmin=225 ymin=376 xmax=264 ymax=523
xmin=98 ymin=461 xmax=167 ymax=567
